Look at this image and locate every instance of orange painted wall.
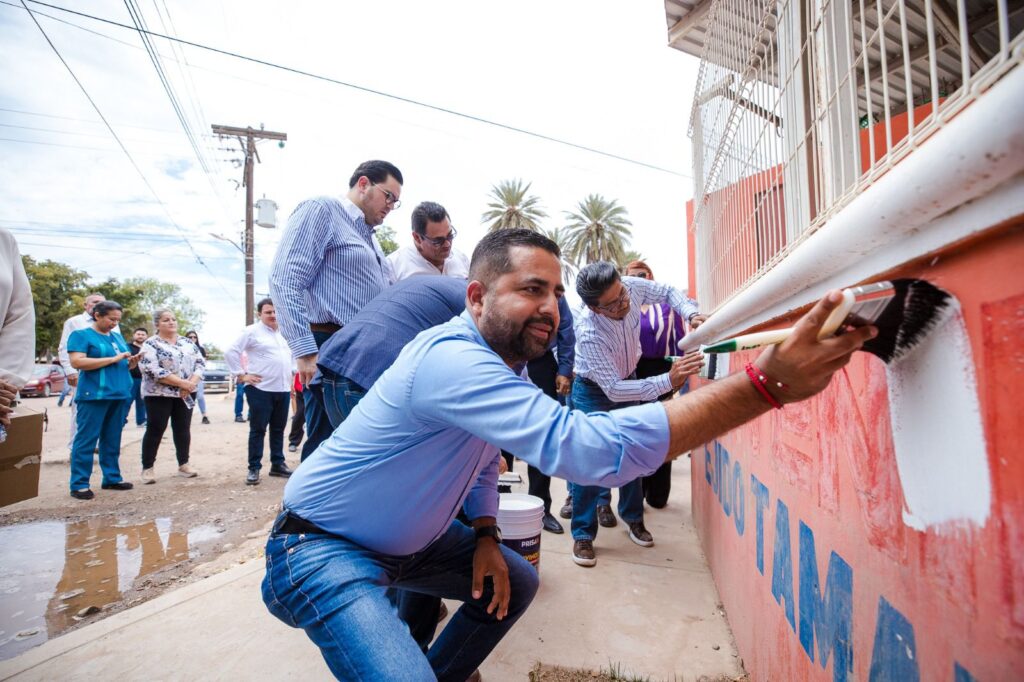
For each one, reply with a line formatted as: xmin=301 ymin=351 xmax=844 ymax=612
xmin=689 ymin=223 xmax=1024 ymax=680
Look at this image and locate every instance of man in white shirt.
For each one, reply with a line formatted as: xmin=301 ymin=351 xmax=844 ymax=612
xmin=226 ymin=298 xmax=295 ymax=485
xmin=57 ymin=292 xmax=119 ymax=445
xmin=0 ymin=227 xmax=34 ymax=428
xmin=387 ymin=201 xmax=470 ymax=281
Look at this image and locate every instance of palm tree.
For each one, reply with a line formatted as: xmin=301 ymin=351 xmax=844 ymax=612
xmin=481 ymin=179 xmax=547 ymax=232
xmin=618 ymin=248 xmax=645 ymax=270
xmin=542 ymin=226 xmax=578 ymax=288
xmin=563 ymin=194 xmax=633 ymax=265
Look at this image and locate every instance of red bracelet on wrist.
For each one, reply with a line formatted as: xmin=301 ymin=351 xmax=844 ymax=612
xmin=745 ymin=362 xmax=785 ymax=410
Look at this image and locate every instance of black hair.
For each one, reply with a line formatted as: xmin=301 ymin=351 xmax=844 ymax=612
xmin=469 ymin=229 xmax=560 ymax=284
xmin=133 ymin=327 xmax=148 ymax=334
xmin=256 ymin=297 xmax=274 ymax=313
xmin=92 ymin=300 xmax=123 ymax=318
xmin=348 ymin=160 xmax=404 ymax=189
xmin=185 ymin=330 xmax=199 ymax=341
xmin=576 ymin=261 xmax=621 ymax=305
xmin=410 ymin=201 xmax=449 ymax=236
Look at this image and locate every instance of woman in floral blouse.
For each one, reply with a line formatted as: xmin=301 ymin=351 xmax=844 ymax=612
xmin=139 ymin=309 xmax=205 ymax=484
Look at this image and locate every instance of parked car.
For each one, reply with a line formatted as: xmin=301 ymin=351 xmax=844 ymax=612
xmin=203 ymin=360 xmax=232 ymax=393
xmin=20 ymin=363 xmax=66 ymax=398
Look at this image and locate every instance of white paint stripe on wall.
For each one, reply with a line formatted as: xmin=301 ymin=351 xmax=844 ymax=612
xmin=887 ymin=304 xmax=991 ymax=530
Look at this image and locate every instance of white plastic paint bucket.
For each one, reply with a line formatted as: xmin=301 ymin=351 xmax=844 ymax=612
xmin=497 ymin=493 xmax=544 ymax=571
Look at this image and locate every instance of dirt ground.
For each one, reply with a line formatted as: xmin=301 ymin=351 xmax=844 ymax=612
xmin=0 ymin=388 xmax=296 ymax=660
xmin=528 ymin=662 xmax=749 ymax=682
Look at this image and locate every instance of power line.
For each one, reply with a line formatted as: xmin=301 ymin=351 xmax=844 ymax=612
xmin=15 ymin=0 xmax=690 ymax=177
xmin=18 ymin=0 xmax=239 ymax=302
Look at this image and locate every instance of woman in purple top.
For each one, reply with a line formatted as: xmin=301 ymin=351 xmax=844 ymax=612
xmin=624 ymin=260 xmax=704 ymax=508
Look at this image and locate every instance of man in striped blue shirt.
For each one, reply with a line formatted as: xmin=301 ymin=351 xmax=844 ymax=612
xmin=568 ymin=261 xmax=705 ymax=566
xmin=269 ymin=160 xmax=403 ymax=460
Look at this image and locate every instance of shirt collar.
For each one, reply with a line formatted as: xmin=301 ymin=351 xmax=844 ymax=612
xmin=456 ymin=311 xmax=527 ymax=375
xmin=340 ymin=195 xmax=372 ymax=232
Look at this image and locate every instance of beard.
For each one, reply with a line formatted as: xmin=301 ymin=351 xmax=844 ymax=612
xmin=478 ymin=309 xmax=555 ymax=366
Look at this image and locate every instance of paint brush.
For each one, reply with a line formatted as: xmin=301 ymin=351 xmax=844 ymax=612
xmin=696 ymin=279 xmax=952 ymax=363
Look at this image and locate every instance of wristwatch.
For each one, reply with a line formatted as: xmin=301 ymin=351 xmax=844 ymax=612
xmin=474 ymin=525 xmax=503 ymax=543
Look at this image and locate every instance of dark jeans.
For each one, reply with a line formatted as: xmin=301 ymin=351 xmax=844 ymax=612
xmin=247 ymin=388 xmax=289 ymax=471
xmin=142 ymin=395 xmax=194 ymax=469
xmin=234 ymin=383 xmax=247 ymax=418
xmin=321 ymin=370 xmax=367 ymax=430
xmin=634 ymin=357 xmax=690 ymax=508
xmin=300 ymin=330 xmax=337 ymax=461
xmin=127 ymin=376 xmax=146 ymax=425
xmin=288 ymin=388 xmax=306 ymax=448
xmin=263 ymin=517 xmax=539 ymax=681
xmin=569 ymin=378 xmax=645 ymax=541
xmin=525 ymin=352 xmax=563 ymax=514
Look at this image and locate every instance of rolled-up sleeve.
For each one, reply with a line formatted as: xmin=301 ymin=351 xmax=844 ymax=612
xmin=576 ymin=329 xmax=672 ymax=403
xmin=270 ymin=200 xmax=332 ymax=358
xmin=0 ymin=233 xmax=35 ymax=387
xmin=410 ymin=341 xmax=669 ymax=488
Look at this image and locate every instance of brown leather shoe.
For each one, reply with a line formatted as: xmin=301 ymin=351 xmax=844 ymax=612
xmin=572 ymin=539 xmax=596 ymax=567
xmin=465 ymin=670 xmax=482 ymax=682
xmin=627 ymin=521 xmax=654 ymax=547
xmin=597 ymin=504 xmax=617 ymax=528
xmin=437 ymin=601 xmax=448 ymax=622
xmin=559 ymin=495 xmax=572 ymax=519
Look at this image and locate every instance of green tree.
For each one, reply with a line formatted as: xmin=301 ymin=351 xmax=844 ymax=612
xmin=563 ymin=194 xmax=633 ymax=266
xmin=22 ymin=256 xmax=90 ymax=357
xmin=541 ymin=226 xmax=578 ymax=288
xmin=618 ymin=249 xmax=645 ymax=270
xmin=94 ymin=277 xmax=205 ymax=335
xmin=202 ymin=342 xmax=224 ymax=360
xmin=376 ymin=225 xmax=399 ymax=256
xmin=481 ymin=179 xmax=547 ymax=232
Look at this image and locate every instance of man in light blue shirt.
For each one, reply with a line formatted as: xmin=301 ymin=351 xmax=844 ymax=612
xmin=269 ymin=159 xmax=403 ymax=461
xmin=262 ymin=229 xmax=875 ymax=681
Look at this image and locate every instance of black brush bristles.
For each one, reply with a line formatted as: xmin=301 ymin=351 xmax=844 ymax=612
xmin=859 ymin=278 xmax=953 ymax=363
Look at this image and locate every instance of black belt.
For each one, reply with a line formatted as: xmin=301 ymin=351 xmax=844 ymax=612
xmin=273 ymin=511 xmax=330 ymax=536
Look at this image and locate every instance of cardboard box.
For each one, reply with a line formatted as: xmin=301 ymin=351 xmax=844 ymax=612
xmin=0 ymin=406 xmax=45 ymax=507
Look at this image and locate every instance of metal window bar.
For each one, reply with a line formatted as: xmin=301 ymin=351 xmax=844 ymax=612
xmin=688 ymin=0 xmax=1024 ymax=312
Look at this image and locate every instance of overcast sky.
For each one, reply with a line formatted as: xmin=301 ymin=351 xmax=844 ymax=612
xmin=1 ymin=0 xmax=699 ymax=349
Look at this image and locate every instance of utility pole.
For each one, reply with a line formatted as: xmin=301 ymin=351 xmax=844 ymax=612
xmin=211 ymin=124 xmax=287 ymax=324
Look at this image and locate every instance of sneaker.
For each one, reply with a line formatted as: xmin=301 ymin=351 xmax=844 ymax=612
xmin=178 ymin=464 xmax=198 ymax=478
xmin=597 ymin=504 xmax=617 ymax=528
xmin=141 ymin=468 xmax=156 ymax=484
xmin=201 ymin=416 xmax=210 ymax=425
xmin=287 ymin=444 xmax=298 ymax=453
xmin=246 ymin=469 xmax=260 ymax=486
xmin=559 ymin=495 xmax=573 ymax=519
xmin=627 ymin=521 xmax=654 ymax=547
xmin=234 ymin=415 xmax=246 ymax=423
xmin=269 ymin=464 xmax=293 ymax=478
xmin=572 ymin=539 xmax=596 ymax=567
xmin=70 ymin=489 xmax=94 ymax=500
xmin=101 ymin=481 xmax=134 ymax=490
xmin=136 ymin=422 xmax=146 ymax=428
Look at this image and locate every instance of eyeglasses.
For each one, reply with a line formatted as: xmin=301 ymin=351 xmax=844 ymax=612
xmin=591 ymin=286 xmax=630 ymax=314
xmin=371 ymin=183 xmax=401 ymax=209
xmin=420 ymin=227 xmax=457 ymax=247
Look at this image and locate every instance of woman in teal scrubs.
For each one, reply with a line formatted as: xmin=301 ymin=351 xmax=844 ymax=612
xmin=66 ymin=300 xmax=139 ymax=499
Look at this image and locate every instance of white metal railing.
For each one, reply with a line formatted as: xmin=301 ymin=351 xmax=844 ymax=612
xmin=688 ymin=0 xmax=1024 ymax=311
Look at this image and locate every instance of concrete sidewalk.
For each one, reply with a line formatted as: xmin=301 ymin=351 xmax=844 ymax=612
xmin=0 ymin=459 xmax=743 ymax=681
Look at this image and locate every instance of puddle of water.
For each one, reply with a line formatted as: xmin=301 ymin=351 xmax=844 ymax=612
xmin=0 ymin=517 xmax=224 ymax=660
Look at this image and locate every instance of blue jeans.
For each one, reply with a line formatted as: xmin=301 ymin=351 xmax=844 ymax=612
xmin=246 ymin=388 xmax=289 ymax=470
xmin=569 ymin=378 xmax=645 ymax=541
xmin=300 ymin=330 xmax=338 ymax=462
xmin=69 ymin=399 xmax=127 ymax=491
xmin=321 ymin=370 xmax=367 ymax=430
xmin=234 ymin=383 xmax=247 ymax=418
xmin=196 ymin=380 xmax=207 ymax=415
xmin=126 ymin=376 xmax=147 ymax=425
xmin=262 ymin=516 xmax=539 ymax=681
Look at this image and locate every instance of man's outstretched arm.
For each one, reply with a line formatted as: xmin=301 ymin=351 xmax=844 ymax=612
xmin=662 ymin=290 xmax=876 ymax=457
